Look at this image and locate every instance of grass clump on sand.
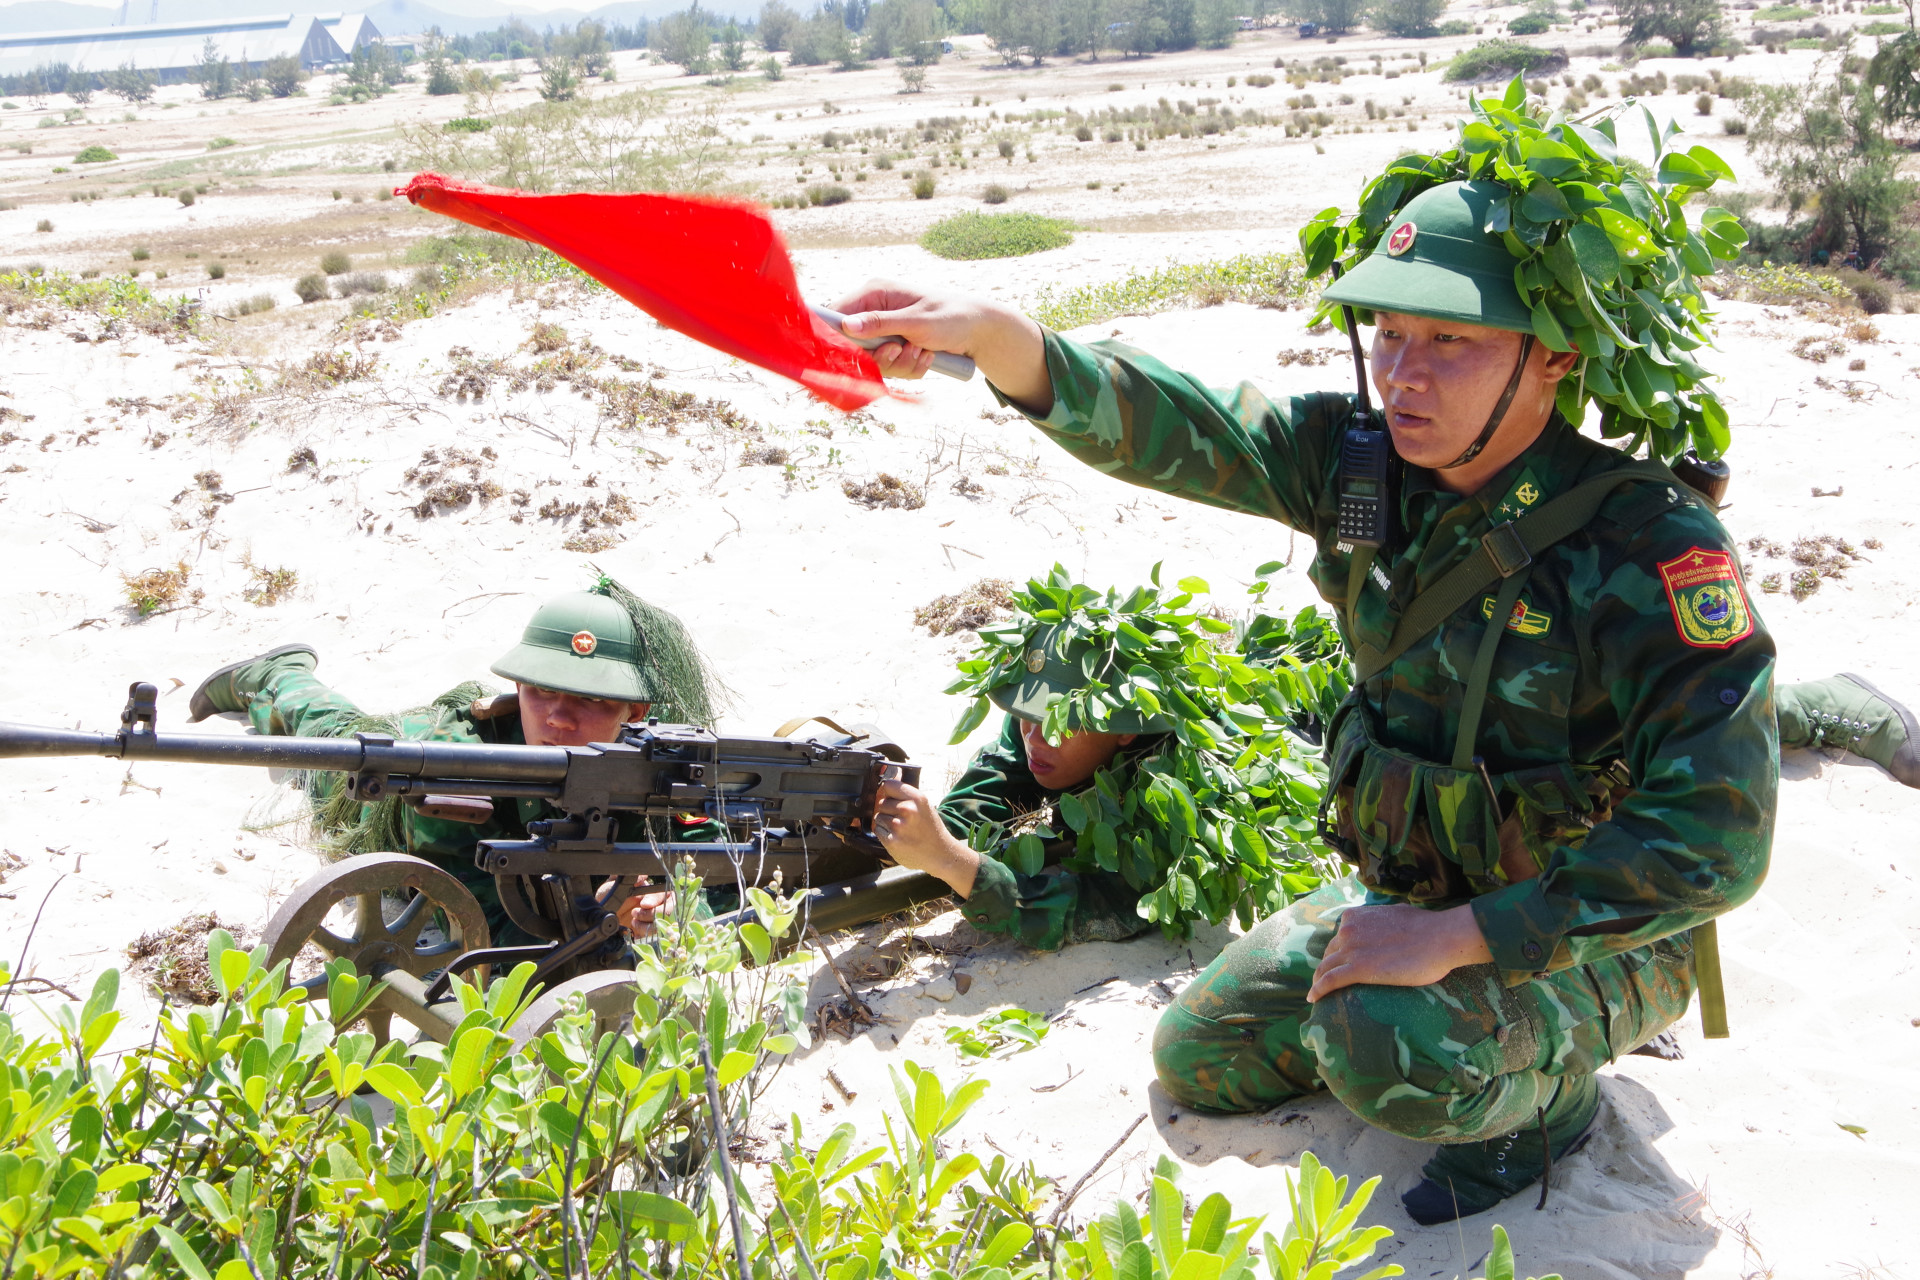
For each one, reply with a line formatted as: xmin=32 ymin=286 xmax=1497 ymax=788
xmin=121 ymin=561 xmax=199 ymax=616
xmin=1444 ymin=40 xmax=1564 ymax=82
xmin=1030 ymin=252 xmax=1310 ymax=330
xmin=74 ymin=144 xmax=116 ymax=163
xmin=920 ymin=211 xmax=1073 ymax=260
xmin=126 ymin=912 xmax=255 ymax=1003
xmin=1708 ymin=262 xmax=1855 ymax=307
xmin=914 ymin=577 xmax=1014 ymax=635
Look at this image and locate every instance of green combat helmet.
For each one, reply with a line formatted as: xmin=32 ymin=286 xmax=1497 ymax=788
xmin=491 ymin=571 xmax=725 ymax=724
xmin=984 ymin=619 xmax=1175 ymax=738
xmin=1299 ymin=78 xmax=1748 ymax=467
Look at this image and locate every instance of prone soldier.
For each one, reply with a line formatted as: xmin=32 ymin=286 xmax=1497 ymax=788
xmin=188 ymin=575 xmax=726 ymax=946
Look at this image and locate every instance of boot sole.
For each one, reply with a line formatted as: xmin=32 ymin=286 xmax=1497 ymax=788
xmin=1840 ymin=673 xmax=1920 ymax=787
xmin=188 ymin=643 xmax=317 ymax=723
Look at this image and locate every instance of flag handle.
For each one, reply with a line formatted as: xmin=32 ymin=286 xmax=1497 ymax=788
xmin=810 ymin=305 xmax=977 ymax=382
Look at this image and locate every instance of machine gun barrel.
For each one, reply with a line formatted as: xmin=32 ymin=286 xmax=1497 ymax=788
xmin=0 ymin=717 xmax=572 ymax=780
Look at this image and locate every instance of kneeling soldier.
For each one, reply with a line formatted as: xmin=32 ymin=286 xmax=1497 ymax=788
xmin=838 ymin=176 xmax=1785 ymax=1222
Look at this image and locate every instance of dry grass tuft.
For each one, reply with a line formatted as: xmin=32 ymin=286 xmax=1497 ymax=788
xmin=242 ymin=563 xmax=299 ymax=607
xmin=527 ymin=320 xmax=570 ymax=353
xmin=1275 ymin=347 xmax=1338 ymax=367
xmin=121 ymin=562 xmax=200 ymax=616
xmin=914 ymin=578 xmax=1014 ymax=635
xmin=843 ymin=473 xmax=925 ymax=510
xmin=1791 ymin=335 xmax=1847 ymax=364
xmin=126 ymin=912 xmax=256 ymax=1004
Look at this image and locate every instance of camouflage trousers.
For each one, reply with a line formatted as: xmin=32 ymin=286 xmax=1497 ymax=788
xmin=1152 ymin=876 xmax=1694 ymax=1144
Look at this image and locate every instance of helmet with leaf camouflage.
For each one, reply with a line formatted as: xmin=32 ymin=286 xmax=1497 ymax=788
xmin=490 ymin=569 xmax=725 ymax=722
xmin=1304 ymin=77 xmax=1749 ymax=464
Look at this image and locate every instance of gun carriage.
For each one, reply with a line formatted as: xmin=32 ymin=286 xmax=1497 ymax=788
xmin=0 ymin=683 xmax=944 ymax=1044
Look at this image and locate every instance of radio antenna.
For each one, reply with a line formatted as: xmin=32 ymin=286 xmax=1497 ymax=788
xmin=1329 ymin=261 xmax=1371 ymax=416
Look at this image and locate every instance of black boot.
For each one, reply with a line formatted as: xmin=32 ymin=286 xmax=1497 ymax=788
xmin=1401 ymin=1074 xmax=1600 ymax=1226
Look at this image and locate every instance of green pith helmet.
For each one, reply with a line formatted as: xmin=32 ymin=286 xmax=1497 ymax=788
xmin=1319 ymin=179 xmax=1534 ymax=335
xmin=986 ymin=621 xmax=1173 ymax=736
xmin=490 ymin=574 xmax=723 ymax=723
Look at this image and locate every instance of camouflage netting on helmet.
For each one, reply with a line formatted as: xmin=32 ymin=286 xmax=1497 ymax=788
xmin=589 ymin=565 xmax=730 ymax=725
xmin=1299 ymin=76 xmax=1749 ymax=463
xmin=309 ymin=680 xmax=496 ymax=859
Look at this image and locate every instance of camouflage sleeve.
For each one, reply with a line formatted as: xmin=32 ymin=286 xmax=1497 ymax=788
xmin=989 ymin=329 xmax=1351 ymax=535
xmin=939 ymin=714 xmax=1152 ymax=951
xmin=1470 ymin=502 xmax=1778 ymax=984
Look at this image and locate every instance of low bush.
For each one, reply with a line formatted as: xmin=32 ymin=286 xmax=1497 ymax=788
xmin=208 ymin=135 xmax=237 ymax=149
xmin=228 ymin=292 xmax=275 ymax=316
xmin=1722 ymin=116 xmax=1749 ymax=133
xmin=293 ymin=272 xmax=329 ymax=303
xmin=320 ymin=249 xmax=351 ymax=275
xmin=982 ymin=182 xmax=1010 ymax=204
xmin=920 ymin=210 xmax=1073 ymax=260
xmin=1754 ymin=3 xmax=1815 ymax=17
xmin=1508 ymin=12 xmax=1551 ymax=34
xmin=805 ymin=182 xmax=852 ymax=206
xmin=1444 ymin=39 xmax=1567 ymax=81
xmin=130 ymin=245 xmax=150 ymax=261
xmin=35 ymin=218 xmax=52 ymax=232
xmin=333 ymin=269 xmax=389 ymax=297
xmin=1862 ymin=19 xmax=1908 ymax=33
xmin=444 ymin=115 xmax=492 ymax=131
xmin=912 ymin=171 xmax=936 ymax=199
xmin=73 ymin=144 xmax=116 ymax=163
xmin=206 ymin=261 xmax=225 ymax=279
xmin=176 ymin=187 xmax=194 ymax=206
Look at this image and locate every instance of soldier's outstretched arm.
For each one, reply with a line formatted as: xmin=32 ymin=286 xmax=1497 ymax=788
xmin=835 ymin=281 xmax=1338 ymax=535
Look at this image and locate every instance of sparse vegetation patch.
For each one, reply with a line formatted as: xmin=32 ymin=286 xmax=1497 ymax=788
xmin=920 ymin=211 xmax=1074 ymax=261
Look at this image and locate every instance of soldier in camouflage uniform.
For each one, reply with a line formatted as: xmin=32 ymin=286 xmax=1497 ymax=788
xmin=835 ymin=178 xmax=1796 ymax=1224
xmin=188 ymin=578 xmax=726 ymax=948
xmin=875 ymin=623 xmax=1170 ymax=951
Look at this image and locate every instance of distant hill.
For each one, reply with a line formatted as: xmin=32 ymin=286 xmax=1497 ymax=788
xmin=0 ymin=0 xmax=756 ymax=39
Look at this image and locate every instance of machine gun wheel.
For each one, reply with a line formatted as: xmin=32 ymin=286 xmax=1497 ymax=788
xmin=263 ymin=853 xmax=491 ymax=1045
xmin=508 ymin=970 xmax=642 ymax=1052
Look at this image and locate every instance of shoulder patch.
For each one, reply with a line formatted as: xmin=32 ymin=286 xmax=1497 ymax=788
xmin=1657 ymin=547 xmax=1754 ymax=649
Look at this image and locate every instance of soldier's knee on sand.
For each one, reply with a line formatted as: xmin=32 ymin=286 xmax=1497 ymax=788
xmin=1150 ymin=1000 xmax=1252 ymax=1113
xmin=1301 ymin=983 xmax=1482 ymax=1143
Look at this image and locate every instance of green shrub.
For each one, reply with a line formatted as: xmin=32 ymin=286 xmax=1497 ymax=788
xmin=34 ymin=218 xmax=51 ymax=232
xmin=912 ymin=171 xmax=936 ymax=199
xmin=1444 ymin=40 xmax=1564 ymax=81
xmin=982 ymin=182 xmax=1010 ymax=203
xmin=175 ymin=187 xmax=194 ymax=206
xmin=443 ymin=115 xmax=492 ymax=131
xmin=1074 ymin=123 xmax=1093 ymax=140
xmin=1507 ymin=11 xmax=1551 ymax=34
xmin=1722 ymin=115 xmax=1748 ymax=133
xmin=130 ymin=245 xmax=150 ymax=261
xmin=1031 ymin=251 xmax=1310 ymax=329
xmin=73 ymin=144 xmax=116 ymax=163
xmin=1754 ymin=3 xmax=1815 ymax=17
xmin=293 ymin=272 xmax=329 ymax=303
xmin=1786 ymin=36 xmax=1824 ymax=47
xmin=1862 ymin=19 xmax=1907 ymax=32
xmin=320 ymin=249 xmax=351 ymax=275
xmin=920 ymin=210 xmax=1072 ymax=260
xmin=208 ymin=135 xmax=237 ymax=149
xmin=229 ymin=292 xmax=274 ymax=316
xmin=805 ymin=182 xmax=852 ymax=205
xmin=207 ymin=261 xmax=225 ymax=279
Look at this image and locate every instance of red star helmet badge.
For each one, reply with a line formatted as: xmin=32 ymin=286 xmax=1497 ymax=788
xmin=570 ymin=630 xmax=598 ymax=655
xmin=1386 ymin=221 xmax=1418 ymax=256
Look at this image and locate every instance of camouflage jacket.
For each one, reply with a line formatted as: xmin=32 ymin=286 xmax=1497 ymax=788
xmin=938 ymin=714 xmax=1155 ymax=951
xmin=992 ymin=331 xmax=1778 ymax=985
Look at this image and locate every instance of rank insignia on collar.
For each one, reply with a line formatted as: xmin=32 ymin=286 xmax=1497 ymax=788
xmin=1657 ymin=547 xmax=1754 ymax=649
xmin=1492 ymin=468 xmax=1544 ymax=522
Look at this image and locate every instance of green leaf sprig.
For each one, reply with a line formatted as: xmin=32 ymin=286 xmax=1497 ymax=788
xmin=1299 ymin=74 xmax=1749 ymax=463
xmin=946 ymin=564 xmax=1351 ymax=935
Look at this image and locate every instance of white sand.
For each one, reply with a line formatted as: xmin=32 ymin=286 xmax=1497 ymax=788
xmin=3 ymin=23 xmax=1918 ymax=1279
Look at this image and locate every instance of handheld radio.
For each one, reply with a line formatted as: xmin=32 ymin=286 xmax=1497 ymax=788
xmin=1331 ymin=278 xmax=1397 ymax=549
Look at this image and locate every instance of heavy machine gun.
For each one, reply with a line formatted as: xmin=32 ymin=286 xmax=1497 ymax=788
xmin=0 ymin=682 xmax=944 ymax=1044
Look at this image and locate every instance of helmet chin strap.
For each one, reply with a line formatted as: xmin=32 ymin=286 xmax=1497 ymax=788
xmin=1439 ymin=333 xmax=1536 ymax=471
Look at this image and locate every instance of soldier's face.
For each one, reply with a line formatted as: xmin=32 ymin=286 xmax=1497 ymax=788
xmin=1019 ymin=717 xmax=1137 ymax=791
xmin=1369 ymin=312 xmax=1575 ymax=483
xmin=517 ymin=683 xmax=650 ymax=747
